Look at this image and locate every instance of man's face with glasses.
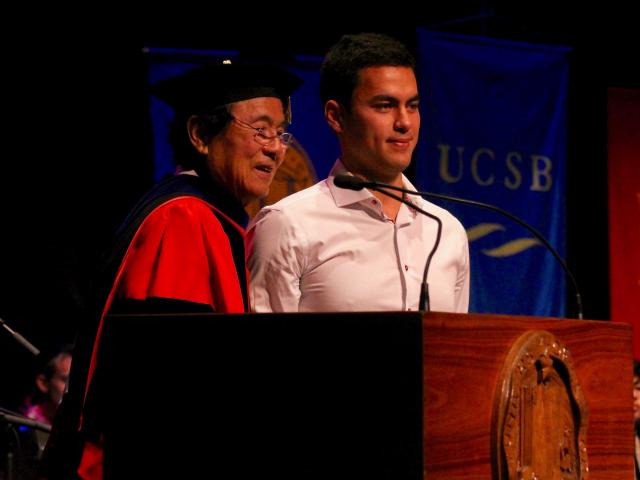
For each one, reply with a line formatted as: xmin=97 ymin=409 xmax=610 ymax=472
xmin=229 ymin=115 xmax=293 ymax=147
xmin=207 ymin=97 xmax=290 ymax=205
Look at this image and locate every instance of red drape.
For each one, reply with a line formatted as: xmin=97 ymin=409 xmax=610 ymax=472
xmin=608 ymin=87 xmax=640 ymax=358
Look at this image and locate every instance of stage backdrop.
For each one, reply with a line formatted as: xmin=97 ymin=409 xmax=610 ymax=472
xmin=146 ymin=37 xmax=572 ymax=318
xmin=415 ymin=29 xmax=571 ymax=317
xmin=608 ymin=87 xmax=640 ymax=358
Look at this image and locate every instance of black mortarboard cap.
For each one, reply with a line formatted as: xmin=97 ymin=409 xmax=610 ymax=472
xmin=151 ymin=60 xmax=303 ymax=116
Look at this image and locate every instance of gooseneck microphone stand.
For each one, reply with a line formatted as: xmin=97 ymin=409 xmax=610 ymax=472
xmin=1 ymin=317 xmax=46 ymax=480
xmin=375 ymin=189 xmax=440 ymax=312
xmin=333 ymin=175 xmax=584 ymax=319
xmin=0 ymin=317 xmax=40 ymax=356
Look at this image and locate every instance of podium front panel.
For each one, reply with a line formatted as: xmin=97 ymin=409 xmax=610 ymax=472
xmin=102 ymin=311 xmax=633 ymax=479
xmin=102 ymin=312 xmax=423 ymax=479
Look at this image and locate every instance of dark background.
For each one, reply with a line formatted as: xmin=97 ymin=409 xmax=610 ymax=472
xmin=1 ymin=4 xmax=638 ymax=409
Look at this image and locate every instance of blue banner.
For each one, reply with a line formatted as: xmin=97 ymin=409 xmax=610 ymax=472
xmin=415 ymin=30 xmax=571 ymax=317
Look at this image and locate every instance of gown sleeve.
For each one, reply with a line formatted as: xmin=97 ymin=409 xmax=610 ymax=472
xmin=115 ymin=197 xmax=245 ymax=313
xmin=75 ymin=197 xmax=246 ymax=480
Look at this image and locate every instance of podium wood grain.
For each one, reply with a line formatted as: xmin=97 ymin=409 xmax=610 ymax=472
xmin=422 ymin=312 xmax=633 ymax=479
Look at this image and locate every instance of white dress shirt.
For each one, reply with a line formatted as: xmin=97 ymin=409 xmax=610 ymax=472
xmin=246 ymin=160 xmax=470 ymax=313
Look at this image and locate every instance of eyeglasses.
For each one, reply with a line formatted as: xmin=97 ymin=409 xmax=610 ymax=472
xmin=230 ymin=115 xmax=293 ymax=146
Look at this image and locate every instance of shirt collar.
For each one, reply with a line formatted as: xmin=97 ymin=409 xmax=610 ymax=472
xmin=327 ymin=158 xmax=422 ymax=218
xmin=327 ymin=159 xmax=374 ymax=207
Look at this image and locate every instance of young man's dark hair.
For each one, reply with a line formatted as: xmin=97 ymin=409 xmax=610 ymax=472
xmin=320 ymin=32 xmax=416 ymax=109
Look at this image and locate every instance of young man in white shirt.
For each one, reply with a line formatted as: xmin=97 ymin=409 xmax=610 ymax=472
xmin=247 ymin=32 xmax=470 ymax=313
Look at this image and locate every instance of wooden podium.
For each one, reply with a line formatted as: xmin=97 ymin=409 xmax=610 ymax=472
xmin=101 ymin=311 xmax=633 ymax=479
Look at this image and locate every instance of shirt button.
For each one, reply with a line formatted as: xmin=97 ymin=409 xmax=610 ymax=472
xmin=404 ymin=265 xmax=409 ymax=271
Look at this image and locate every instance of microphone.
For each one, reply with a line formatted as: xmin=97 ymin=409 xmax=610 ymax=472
xmin=1 ymin=316 xmax=40 ymax=356
xmin=0 ymin=408 xmax=51 ymax=433
xmin=333 ymin=174 xmax=583 ymax=320
xmin=333 ymin=174 xmax=366 ymax=191
xmin=333 ymin=174 xmax=442 ymax=312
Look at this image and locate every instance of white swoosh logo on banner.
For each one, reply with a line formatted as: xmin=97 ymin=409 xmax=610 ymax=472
xmin=467 ymin=223 xmax=541 ymax=257
xmin=466 ymin=223 xmax=505 ymax=241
